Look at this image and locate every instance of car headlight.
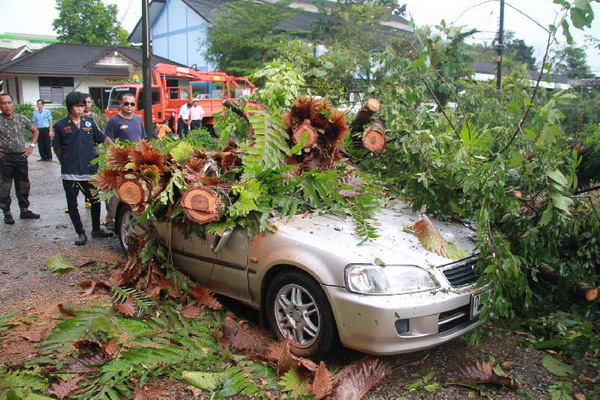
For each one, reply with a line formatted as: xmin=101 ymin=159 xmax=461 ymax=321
xmin=345 ymin=264 xmax=440 ymax=295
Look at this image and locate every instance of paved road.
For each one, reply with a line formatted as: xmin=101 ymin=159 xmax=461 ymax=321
xmin=0 ymin=156 xmax=122 ymax=314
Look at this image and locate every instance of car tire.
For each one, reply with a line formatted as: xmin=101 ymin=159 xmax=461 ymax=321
xmin=266 ymin=270 xmax=339 ymax=359
xmin=116 ymin=204 xmax=144 ymax=253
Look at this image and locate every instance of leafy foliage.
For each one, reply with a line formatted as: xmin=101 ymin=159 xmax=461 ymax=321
xmin=204 ymin=0 xmax=296 ymax=76
xmin=52 ymin=0 xmax=128 ymax=45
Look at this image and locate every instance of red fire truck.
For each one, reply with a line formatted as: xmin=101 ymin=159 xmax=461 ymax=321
xmin=105 ymin=63 xmax=255 ymax=132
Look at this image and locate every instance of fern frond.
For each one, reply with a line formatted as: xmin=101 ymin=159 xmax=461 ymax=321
xmin=242 ymin=108 xmax=290 ymax=179
xmin=111 ymin=286 xmax=154 ymax=316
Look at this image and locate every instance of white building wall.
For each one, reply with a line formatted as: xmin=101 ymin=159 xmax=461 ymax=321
xmin=74 ymin=76 xmax=114 ymax=94
xmin=19 ymin=77 xmax=40 ymax=105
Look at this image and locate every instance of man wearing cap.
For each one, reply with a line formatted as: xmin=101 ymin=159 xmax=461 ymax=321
xmin=190 ymin=97 xmax=205 ymax=130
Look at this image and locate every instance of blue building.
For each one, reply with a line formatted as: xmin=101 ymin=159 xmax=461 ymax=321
xmin=129 ymin=0 xmax=412 ymax=72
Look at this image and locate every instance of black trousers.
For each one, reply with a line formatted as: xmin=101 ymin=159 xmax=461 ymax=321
xmin=177 ymin=119 xmax=189 ymax=137
xmin=191 ymin=120 xmax=202 ymax=130
xmin=0 ymin=152 xmax=30 ymax=214
xmin=37 ymin=128 xmax=52 ymax=160
xmin=62 ymin=180 xmax=101 ymax=234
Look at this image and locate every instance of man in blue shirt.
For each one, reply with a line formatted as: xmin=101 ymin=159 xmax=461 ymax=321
xmin=104 ymin=93 xmax=146 ymax=142
xmin=32 ymin=99 xmax=53 ymax=161
xmin=53 ymin=92 xmax=114 ymax=245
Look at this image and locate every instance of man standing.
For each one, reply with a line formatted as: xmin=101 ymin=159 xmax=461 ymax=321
xmin=104 ymin=93 xmax=146 ymax=142
xmin=0 ymin=93 xmax=41 ymax=225
xmin=83 ymin=93 xmax=105 ymax=131
xmin=53 ymin=92 xmax=114 ymax=245
xmin=177 ymin=100 xmax=192 ymax=137
xmin=32 ymin=99 xmax=53 ymax=161
xmin=190 ymin=97 xmax=205 ymax=130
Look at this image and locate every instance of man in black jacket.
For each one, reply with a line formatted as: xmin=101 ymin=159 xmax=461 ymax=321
xmin=53 ymin=92 xmax=114 ymax=245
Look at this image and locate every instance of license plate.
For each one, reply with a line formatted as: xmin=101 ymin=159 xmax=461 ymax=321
xmin=470 ymin=290 xmax=487 ymax=319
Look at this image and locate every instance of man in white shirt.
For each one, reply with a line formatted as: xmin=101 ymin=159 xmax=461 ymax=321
xmin=177 ymin=100 xmax=192 ymax=137
xmin=190 ymin=97 xmax=205 ymax=130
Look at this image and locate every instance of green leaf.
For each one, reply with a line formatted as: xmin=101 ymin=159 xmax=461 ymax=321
xmin=538 ymin=207 xmax=554 ymax=227
xmin=46 ymin=254 xmax=75 ymax=274
xmin=506 ymin=101 xmax=521 ymax=113
xmin=279 ymin=367 xmax=310 ymax=396
xmin=561 ymin=19 xmax=573 ymax=44
xmin=546 ymin=169 xmax=568 ymax=186
xmin=550 ymin=192 xmax=573 ymax=213
xmin=541 ymin=355 xmax=574 ymax=377
xmin=182 ymin=371 xmax=223 ymax=390
xmin=170 ymin=141 xmax=194 ymax=162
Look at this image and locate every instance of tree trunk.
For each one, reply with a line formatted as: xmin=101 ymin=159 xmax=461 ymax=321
xmin=292 ymin=119 xmax=317 ymax=149
xmin=362 ymin=119 xmax=386 ymax=152
xmin=539 ymin=265 xmax=598 ymax=302
xmin=181 ymin=186 xmax=229 ymax=225
xmin=350 ymin=98 xmax=381 ymax=132
xmin=117 ymin=173 xmax=157 ymax=205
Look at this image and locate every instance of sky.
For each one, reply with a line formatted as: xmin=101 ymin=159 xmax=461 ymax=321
xmin=1 ymin=0 xmax=599 ymax=75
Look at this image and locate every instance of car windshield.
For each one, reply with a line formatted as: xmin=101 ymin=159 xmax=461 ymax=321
xmin=107 ymin=87 xmax=137 ymax=109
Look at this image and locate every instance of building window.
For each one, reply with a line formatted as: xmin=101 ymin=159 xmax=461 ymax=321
xmin=96 ymin=55 xmax=131 ymax=67
xmin=39 ymin=77 xmax=74 ymax=104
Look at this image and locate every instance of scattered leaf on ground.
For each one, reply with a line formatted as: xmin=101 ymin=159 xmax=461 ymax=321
xmin=47 ymin=375 xmax=84 ymax=399
xmin=47 ymin=254 xmax=76 ymax=274
xmin=541 ymin=355 xmax=574 ymax=377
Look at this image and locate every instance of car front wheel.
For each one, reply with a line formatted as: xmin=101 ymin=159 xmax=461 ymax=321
xmin=117 ymin=204 xmax=145 ymax=253
xmin=266 ymin=270 xmax=339 ymax=359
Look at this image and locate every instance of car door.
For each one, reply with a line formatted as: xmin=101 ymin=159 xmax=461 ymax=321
xmin=207 ymin=227 xmax=251 ymax=303
xmin=152 ymin=221 xmax=215 ymax=285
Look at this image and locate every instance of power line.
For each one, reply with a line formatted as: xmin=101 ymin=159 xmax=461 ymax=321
xmin=119 ymin=0 xmax=135 ymax=26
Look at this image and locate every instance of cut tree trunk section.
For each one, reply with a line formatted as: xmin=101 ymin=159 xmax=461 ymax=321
xmin=181 ymin=186 xmax=228 ymax=224
xmin=350 ymin=98 xmax=381 ymax=131
xmin=292 ymin=119 xmax=317 ymax=148
xmin=362 ymin=120 xmax=386 ymax=152
xmin=117 ymin=173 xmax=165 ymax=206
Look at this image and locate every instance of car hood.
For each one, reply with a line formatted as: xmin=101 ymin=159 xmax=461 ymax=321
xmin=273 ymin=202 xmax=477 ymax=270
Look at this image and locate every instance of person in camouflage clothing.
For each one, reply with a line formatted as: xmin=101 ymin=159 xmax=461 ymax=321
xmin=0 ymin=93 xmax=41 ymax=224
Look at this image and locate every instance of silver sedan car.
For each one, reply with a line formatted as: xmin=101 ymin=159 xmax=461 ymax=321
xmin=110 ymin=198 xmax=487 ymax=358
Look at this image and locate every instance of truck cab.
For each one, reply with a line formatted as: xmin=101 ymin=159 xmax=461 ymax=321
xmin=105 ymin=64 xmax=255 ymax=133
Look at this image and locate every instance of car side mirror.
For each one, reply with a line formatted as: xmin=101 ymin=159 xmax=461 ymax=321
xmin=210 ymin=227 xmax=235 ymax=253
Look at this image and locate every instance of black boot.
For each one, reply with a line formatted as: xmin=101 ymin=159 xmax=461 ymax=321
xmin=74 ymin=232 xmax=88 ymax=246
xmin=91 ymin=229 xmax=114 ymax=238
xmin=20 ymin=210 xmax=40 ymax=219
xmin=4 ymin=213 xmax=15 ymax=225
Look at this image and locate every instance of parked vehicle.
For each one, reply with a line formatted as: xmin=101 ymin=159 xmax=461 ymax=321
xmin=105 ymin=63 xmax=255 ymax=132
xmin=108 ymin=198 xmax=487 ymax=358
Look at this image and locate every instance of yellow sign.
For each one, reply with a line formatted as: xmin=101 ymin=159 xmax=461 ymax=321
xmin=105 ymin=78 xmax=124 ymax=85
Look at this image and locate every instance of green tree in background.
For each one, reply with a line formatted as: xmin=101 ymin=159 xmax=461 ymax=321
xmin=52 ymin=0 xmax=129 ymax=46
xmin=504 ymin=35 xmax=537 ymax=69
xmin=204 ymin=0 xmax=295 ymax=76
xmin=551 ymin=45 xmax=594 ymax=79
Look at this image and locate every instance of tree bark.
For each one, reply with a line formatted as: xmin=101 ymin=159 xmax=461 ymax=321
xmin=539 ymin=265 xmax=598 ymax=302
xmin=350 ymin=98 xmax=381 ymax=132
xmin=181 ymin=186 xmax=229 ymax=225
xmin=362 ymin=119 xmax=386 ymax=152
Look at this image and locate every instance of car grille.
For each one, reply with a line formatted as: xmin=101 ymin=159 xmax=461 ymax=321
xmin=440 ymin=256 xmax=479 ymax=287
xmin=438 ymin=304 xmax=471 ymax=333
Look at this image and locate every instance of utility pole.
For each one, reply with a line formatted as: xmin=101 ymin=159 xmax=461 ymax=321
xmin=495 ymin=0 xmax=505 ymax=90
xmin=141 ymin=0 xmax=153 ymax=134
